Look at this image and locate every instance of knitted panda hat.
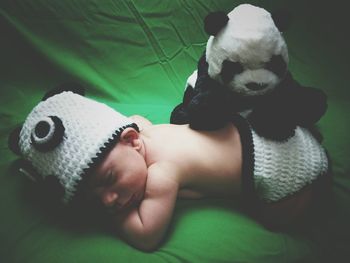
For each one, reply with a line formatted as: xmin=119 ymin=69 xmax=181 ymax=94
xmin=8 ymin=84 xmax=138 ymax=203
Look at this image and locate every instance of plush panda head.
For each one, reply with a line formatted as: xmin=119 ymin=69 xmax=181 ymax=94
xmin=205 ymin=4 xmax=289 ymax=96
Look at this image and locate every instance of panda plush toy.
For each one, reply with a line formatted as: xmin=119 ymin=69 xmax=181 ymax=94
xmin=170 ymin=4 xmax=327 ymax=141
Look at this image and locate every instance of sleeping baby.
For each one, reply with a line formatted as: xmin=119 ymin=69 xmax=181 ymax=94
xmin=8 ymin=86 xmax=330 ymax=251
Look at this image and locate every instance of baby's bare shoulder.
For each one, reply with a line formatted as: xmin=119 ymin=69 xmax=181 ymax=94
xmin=146 ymin=162 xmax=181 ymax=194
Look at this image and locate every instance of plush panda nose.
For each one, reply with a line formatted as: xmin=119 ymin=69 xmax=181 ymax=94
xmin=246 ymin=82 xmax=268 ymax=91
xmin=31 ymin=116 xmax=65 ymax=152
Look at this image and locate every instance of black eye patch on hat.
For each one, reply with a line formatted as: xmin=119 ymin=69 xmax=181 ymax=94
xmin=31 ymin=116 xmax=65 ymax=152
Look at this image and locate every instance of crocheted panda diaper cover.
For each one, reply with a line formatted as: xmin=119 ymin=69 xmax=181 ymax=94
xmin=233 ymin=115 xmax=329 ymax=202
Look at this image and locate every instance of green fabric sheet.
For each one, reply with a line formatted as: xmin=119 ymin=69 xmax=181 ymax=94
xmin=1 ymin=0 xmax=349 ymax=262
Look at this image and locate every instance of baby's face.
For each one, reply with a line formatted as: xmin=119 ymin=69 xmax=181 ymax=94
xmin=84 ymin=134 xmax=147 ymax=213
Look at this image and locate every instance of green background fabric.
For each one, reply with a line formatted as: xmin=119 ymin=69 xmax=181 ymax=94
xmin=0 ymin=0 xmax=349 ymax=262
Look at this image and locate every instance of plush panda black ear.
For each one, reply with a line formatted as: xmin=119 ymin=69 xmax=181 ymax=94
xmin=42 ymin=82 xmax=85 ymax=101
xmin=204 ymin=11 xmax=229 ymax=36
xmin=271 ymin=8 xmax=292 ymax=32
xmin=8 ymin=125 xmax=23 ymax=156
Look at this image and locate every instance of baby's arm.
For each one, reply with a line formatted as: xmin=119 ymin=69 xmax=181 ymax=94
xmin=113 ymin=163 xmax=179 ymax=251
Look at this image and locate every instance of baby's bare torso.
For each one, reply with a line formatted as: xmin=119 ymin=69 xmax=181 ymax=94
xmin=142 ymin=123 xmax=242 ymax=199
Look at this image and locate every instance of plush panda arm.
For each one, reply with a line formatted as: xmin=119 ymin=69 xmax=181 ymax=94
xmin=169 ymin=89 xmax=193 ymax=125
xmin=169 ymin=71 xmax=198 ymax=124
xmin=187 ymin=75 xmax=232 ymax=130
xmin=187 ymin=53 xmax=242 ymax=130
xmin=292 ymin=84 xmax=328 ymax=126
xmin=247 ymin=81 xmax=299 ymax=141
xmin=170 ymin=53 xmax=230 ymax=128
xmin=248 ymin=100 xmax=297 ymax=141
xmin=170 ymin=53 xmax=207 ymax=125
xmin=247 ymin=71 xmax=328 ymax=141
xmin=195 ymin=53 xmax=209 ymax=79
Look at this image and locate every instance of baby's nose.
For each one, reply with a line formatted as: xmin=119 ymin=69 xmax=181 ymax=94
xmin=102 ymin=191 xmax=118 ymax=207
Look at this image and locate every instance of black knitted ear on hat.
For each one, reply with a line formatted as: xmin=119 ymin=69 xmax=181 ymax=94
xmin=204 ymin=11 xmax=229 ymax=36
xmin=42 ymin=82 xmax=86 ymax=101
xmin=8 ymin=125 xmax=23 ymax=156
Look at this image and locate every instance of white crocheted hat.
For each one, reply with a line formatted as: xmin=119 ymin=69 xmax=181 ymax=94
xmin=9 ymin=86 xmax=137 ymax=203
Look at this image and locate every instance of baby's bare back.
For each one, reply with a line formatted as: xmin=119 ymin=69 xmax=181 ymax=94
xmin=142 ymin=123 xmax=243 ymax=198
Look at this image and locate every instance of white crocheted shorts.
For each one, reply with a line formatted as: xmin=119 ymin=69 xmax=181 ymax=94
xmin=233 ymin=115 xmax=329 ymax=203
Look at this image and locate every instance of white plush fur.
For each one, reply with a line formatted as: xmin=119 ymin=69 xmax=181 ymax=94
xmin=205 ymin=4 xmax=289 ymax=96
xmin=185 ymin=70 xmax=198 ymax=90
xmin=233 ymin=68 xmax=279 ymax=95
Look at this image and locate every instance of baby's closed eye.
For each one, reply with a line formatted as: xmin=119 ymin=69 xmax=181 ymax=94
xmin=102 ymin=171 xmax=116 ymax=186
xmin=94 ymin=171 xmax=116 ymax=189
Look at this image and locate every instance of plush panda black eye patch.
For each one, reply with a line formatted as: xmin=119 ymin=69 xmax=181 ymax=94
xmin=265 ymin=55 xmax=287 ymax=77
xmin=220 ymin=60 xmax=244 ymax=84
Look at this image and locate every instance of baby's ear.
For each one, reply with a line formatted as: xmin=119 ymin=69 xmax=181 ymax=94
xmin=121 ymin=127 xmax=139 ymax=140
xmin=42 ymin=82 xmax=86 ymax=101
xmin=8 ymin=125 xmax=23 ymax=156
xmin=120 ymin=127 xmax=139 ymax=144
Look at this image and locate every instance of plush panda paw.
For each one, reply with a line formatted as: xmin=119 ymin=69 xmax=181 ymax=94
xmin=170 ymin=82 xmax=197 ymax=125
xmin=170 ymin=103 xmax=190 ymax=125
xmin=248 ymin=109 xmax=297 ymax=141
xmin=189 ymin=107 xmax=229 ymax=131
xmin=251 ymin=120 xmax=296 ymax=141
xmin=189 ymin=111 xmax=229 ymax=131
xmin=187 ymin=83 xmax=231 ymax=130
xmin=295 ymin=87 xmax=328 ymax=126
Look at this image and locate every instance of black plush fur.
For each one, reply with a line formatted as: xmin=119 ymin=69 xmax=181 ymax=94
xmin=170 ymin=54 xmax=327 ymax=141
xmin=204 ymin=11 xmax=229 ymax=36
